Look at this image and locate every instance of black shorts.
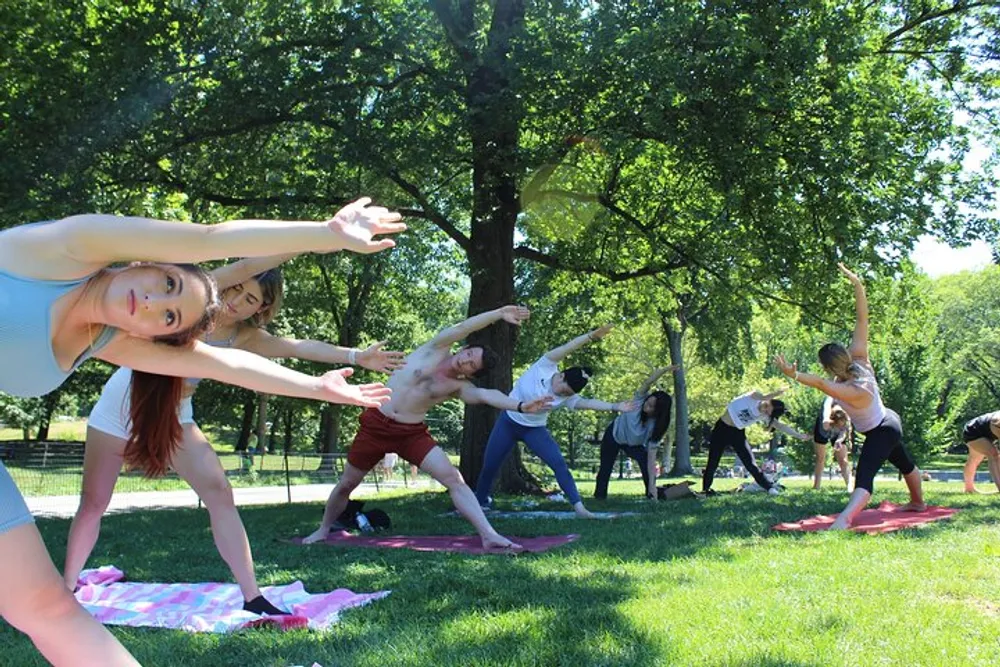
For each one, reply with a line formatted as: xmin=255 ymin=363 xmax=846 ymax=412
xmin=813 ymin=415 xmax=835 ymax=444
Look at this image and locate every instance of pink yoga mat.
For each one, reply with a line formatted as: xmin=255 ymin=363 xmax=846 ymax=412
xmin=773 ymin=501 xmax=958 ymax=534
xmin=290 ymin=531 xmax=579 ymax=554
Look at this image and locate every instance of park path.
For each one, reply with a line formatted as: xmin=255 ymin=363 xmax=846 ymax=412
xmin=26 ymin=479 xmax=436 ymax=519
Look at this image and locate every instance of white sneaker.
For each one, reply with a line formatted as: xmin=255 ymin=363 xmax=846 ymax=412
xmin=767 ymin=486 xmax=781 ymax=496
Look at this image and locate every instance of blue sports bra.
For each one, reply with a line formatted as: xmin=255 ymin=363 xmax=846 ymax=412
xmin=0 ymin=269 xmax=117 ymax=397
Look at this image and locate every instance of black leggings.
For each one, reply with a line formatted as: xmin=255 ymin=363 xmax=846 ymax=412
xmin=854 ymin=409 xmax=915 ymax=494
xmin=702 ymin=419 xmax=773 ymax=492
xmin=594 ymin=422 xmax=652 ymax=498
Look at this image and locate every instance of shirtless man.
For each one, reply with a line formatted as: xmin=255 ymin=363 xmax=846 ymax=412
xmin=302 ymin=305 xmax=552 ymax=551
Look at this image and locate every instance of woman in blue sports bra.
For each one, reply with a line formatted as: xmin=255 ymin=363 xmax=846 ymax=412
xmin=0 ymin=199 xmax=403 ymax=666
xmin=63 ymin=255 xmax=405 ymax=617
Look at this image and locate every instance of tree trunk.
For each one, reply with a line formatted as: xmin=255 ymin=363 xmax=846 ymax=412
xmin=663 ymin=317 xmax=694 ymax=476
xmin=317 ymin=404 xmax=342 ymax=473
xmin=456 ymin=0 xmax=535 ymax=494
xmin=256 ymin=393 xmax=269 ymax=463
xmin=35 ymin=391 xmax=61 ymax=441
xmin=235 ymin=397 xmax=255 ymax=452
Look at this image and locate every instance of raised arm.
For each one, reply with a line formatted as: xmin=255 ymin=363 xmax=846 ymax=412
xmin=456 ymin=384 xmax=553 ymax=413
xmin=210 ymin=253 xmax=299 ymax=290
xmin=773 ymin=354 xmax=872 ymax=410
xmin=427 ymin=305 xmax=530 ymax=350
xmin=838 ymin=263 xmax=869 ymax=361
xmin=95 ymin=336 xmax=392 ymax=407
xmin=750 ymin=387 xmax=786 ymax=401
xmin=239 ymin=329 xmax=405 ymax=374
xmin=637 ymin=365 xmax=679 ymax=395
xmin=545 ymin=323 xmax=613 ymax=363
xmin=3 ymin=198 xmax=404 ymax=280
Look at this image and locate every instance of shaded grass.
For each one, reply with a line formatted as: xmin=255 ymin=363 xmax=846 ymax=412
xmin=2 ymin=479 xmax=1000 ymax=666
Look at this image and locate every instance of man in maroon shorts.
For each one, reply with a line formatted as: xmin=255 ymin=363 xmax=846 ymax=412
xmin=302 ymin=305 xmax=552 ymax=551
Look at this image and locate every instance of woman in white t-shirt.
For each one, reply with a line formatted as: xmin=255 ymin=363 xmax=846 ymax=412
xmin=473 ymin=324 xmax=637 ymax=518
xmin=701 ymin=388 xmax=809 ymax=496
xmin=775 ymin=264 xmax=925 ymax=529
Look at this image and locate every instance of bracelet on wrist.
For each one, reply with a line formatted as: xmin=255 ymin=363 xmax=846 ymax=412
xmin=517 ymin=401 xmax=524 ymax=413
xmin=348 ymin=348 xmax=358 ymax=365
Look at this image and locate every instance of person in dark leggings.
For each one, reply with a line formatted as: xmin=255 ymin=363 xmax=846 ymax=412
xmin=961 ymin=411 xmax=1000 ymax=493
xmin=775 ymin=264 xmax=925 ymax=529
xmin=594 ymin=365 xmax=677 ymax=499
xmin=812 ymin=398 xmax=853 ymax=490
xmin=474 ymin=324 xmax=638 ymax=519
xmin=701 ymin=389 xmax=809 ymax=496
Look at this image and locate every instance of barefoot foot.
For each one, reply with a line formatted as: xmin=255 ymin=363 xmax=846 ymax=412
xmin=301 ymin=527 xmax=330 ymax=545
xmin=900 ymin=501 xmax=927 ymax=512
xmin=482 ymin=535 xmax=523 ymax=554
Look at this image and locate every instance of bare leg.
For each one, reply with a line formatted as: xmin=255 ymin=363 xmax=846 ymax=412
xmin=964 ymin=439 xmax=991 ymax=493
xmin=829 ymin=488 xmax=872 ymax=530
xmin=417 ymin=447 xmax=522 ymax=551
xmin=833 ymin=445 xmax=851 ymax=489
xmin=302 ymin=462 xmax=369 ymax=544
xmin=987 ymin=450 xmax=1000 ymax=493
xmin=899 ymin=469 xmax=926 ymax=511
xmin=63 ymin=428 xmax=125 ymax=591
xmin=170 ymin=424 xmax=262 ymax=603
xmin=812 ymin=443 xmax=827 ymax=489
xmin=1 ymin=523 xmax=140 ymax=666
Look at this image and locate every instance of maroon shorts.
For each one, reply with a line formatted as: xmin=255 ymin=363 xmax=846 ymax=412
xmin=347 ymin=408 xmax=438 ymax=471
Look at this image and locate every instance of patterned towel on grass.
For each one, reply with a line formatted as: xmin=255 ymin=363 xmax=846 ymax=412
xmin=74 ymin=566 xmax=389 ymax=633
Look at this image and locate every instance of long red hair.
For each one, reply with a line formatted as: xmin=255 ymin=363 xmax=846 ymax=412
xmin=124 ymin=265 xmax=219 ymax=477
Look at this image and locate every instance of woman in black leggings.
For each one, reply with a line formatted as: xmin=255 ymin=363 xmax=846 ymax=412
xmin=701 ymin=389 xmax=809 ymax=496
xmin=594 ymin=366 xmax=677 ymax=499
xmin=775 ymin=264 xmax=925 ymax=529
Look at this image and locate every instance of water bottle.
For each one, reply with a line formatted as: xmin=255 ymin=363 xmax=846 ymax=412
xmin=356 ymin=513 xmax=373 ymax=533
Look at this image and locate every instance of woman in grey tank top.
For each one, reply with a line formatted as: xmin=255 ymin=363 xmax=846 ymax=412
xmin=775 ymin=264 xmax=925 ymax=530
xmin=64 ymin=256 xmax=404 ymax=616
xmin=0 ymin=200 xmax=402 ymax=666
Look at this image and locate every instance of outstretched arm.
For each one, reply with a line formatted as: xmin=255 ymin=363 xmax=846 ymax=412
xmin=573 ymin=398 xmax=639 ymax=412
xmin=96 ymin=335 xmax=392 ymax=407
xmin=239 ymin=329 xmax=405 ymax=373
xmin=771 ymin=421 xmax=810 ymax=441
xmin=646 ymin=447 xmax=659 ymax=498
xmin=773 ymin=354 xmax=872 ymax=410
xmin=5 ymin=198 xmax=404 ymax=280
xmin=211 ymin=253 xmax=299 ymax=291
xmin=838 ymin=263 xmax=869 ymax=361
xmin=545 ymin=323 xmax=613 ymax=363
xmin=638 ymin=365 xmax=679 ymax=395
xmin=428 ymin=305 xmax=530 ymax=349
xmin=456 ymin=385 xmax=553 ymax=413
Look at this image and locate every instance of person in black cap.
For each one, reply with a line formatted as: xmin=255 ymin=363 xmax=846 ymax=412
xmin=474 ymin=324 xmax=638 ymax=518
xmin=701 ymin=388 xmax=809 ymax=496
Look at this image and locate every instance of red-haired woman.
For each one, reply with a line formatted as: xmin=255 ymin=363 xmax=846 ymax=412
xmin=0 ymin=199 xmax=402 ymax=666
xmin=63 ymin=256 xmax=404 ymax=615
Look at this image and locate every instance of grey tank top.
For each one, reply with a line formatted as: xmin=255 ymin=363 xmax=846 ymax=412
xmin=184 ymin=330 xmax=239 ymax=388
xmin=0 ymin=269 xmax=117 ymax=397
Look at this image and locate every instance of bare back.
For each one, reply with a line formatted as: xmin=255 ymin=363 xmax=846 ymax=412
xmin=380 ymin=342 xmax=470 ymax=423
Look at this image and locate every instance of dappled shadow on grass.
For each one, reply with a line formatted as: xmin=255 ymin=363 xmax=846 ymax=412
xmin=21 ymin=483 xmax=998 ymax=666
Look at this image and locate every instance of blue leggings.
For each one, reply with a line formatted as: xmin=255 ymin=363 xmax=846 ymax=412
xmin=474 ymin=412 xmax=582 ymax=506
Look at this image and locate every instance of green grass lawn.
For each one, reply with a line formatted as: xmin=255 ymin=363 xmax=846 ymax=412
xmin=3 ymin=478 xmax=999 ymax=666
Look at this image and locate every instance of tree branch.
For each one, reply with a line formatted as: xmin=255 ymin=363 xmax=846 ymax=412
xmin=513 ymin=245 xmax=684 ymax=281
xmin=881 ymin=2 xmax=996 ymax=46
xmin=385 ymin=169 xmax=473 ymax=254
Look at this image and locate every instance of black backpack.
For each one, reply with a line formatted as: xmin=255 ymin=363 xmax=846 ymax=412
xmin=332 ymin=499 xmax=392 ymax=532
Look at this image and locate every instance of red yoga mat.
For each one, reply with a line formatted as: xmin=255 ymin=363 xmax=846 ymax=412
xmin=289 ymin=531 xmax=579 ymax=554
xmin=773 ymin=501 xmax=958 ymax=534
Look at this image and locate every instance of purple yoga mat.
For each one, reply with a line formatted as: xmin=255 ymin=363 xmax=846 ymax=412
xmin=289 ymin=531 xmax=579 ymax=554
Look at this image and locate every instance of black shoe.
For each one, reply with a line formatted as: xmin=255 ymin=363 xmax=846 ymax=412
xmin=243 ymin=595 xmax=290 ymax=616
xmin=702 ymin=489 xmax=718 ymax=497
